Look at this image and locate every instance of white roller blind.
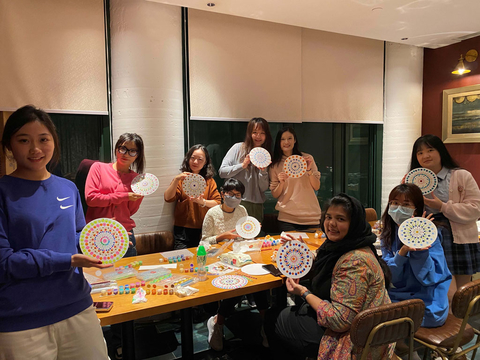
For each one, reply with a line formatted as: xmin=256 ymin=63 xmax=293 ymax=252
xmin=189 ymin=9 xmax=302 ymax=122
xmin=0 ymin=0 xmax=107 ymax=114
xmin=302 ymin=29 xmax=384 ymax=123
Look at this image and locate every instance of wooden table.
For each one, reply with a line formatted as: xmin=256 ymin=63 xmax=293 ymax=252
xmin=86 ymin=233 xmax=324 ymax=359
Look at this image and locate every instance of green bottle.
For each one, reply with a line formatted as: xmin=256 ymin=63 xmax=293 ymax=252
xmin=197 ymin=245 xmax=207 ymax=281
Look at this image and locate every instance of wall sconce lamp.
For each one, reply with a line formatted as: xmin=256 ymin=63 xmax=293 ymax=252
xmin=452 ymin=49 xmax=478 ymax=75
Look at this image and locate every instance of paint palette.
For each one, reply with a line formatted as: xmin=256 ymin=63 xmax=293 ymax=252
xmin=405 ymin=168 xmax=438 ymax=195
xmin=211 ymin=275 xmax=248 ymax=290
xmin=236 ymin=216 xmax=261 ymax=239
xmin=79 ymin=218 xmax=129 ymax=264
xmin=249 ymin=147 xmax=271 ymax=169
xmin=276 ymin=240 xmax=313 ymax=279
xmin=398 ymin=217 xmax=437 ymax=249
xmin=131 ymin=173 xmax=159 ymax=196
xmin=283 ymin=155 xmax=307 ymax=178
xmin=182 ymin=173 xmax=207 ymax=198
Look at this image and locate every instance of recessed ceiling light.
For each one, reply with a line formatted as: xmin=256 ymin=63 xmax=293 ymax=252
xmin=401 ymin=38 xmax=408 ymax=40
xmin=207 ymin=2 xmax=215 ymax=6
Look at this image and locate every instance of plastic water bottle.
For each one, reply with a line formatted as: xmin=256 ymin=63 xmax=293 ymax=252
xmin=196 ymin=245 xmax=207 ymax=281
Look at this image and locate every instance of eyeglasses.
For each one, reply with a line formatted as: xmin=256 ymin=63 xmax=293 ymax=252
xmin=226 ymin=191 xmax=242 ymax=199
xmin=389 ymin=201 xmax=415 ymax=208
xmin=117 ymin=146 xmax=138 ymax=157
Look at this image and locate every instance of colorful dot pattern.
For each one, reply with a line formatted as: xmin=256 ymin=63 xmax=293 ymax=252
xmin=79 ymin=218 xmax=129 ymax=264
xmin=236 ymin=216 xmax=261 ymax=239
xmin=398 ymin=217 xmax=437 ymax=249
xmin=276 ymin=240 xmax=313 ymax=279
xmin=249 ymin=147 xmax=271 ymax=168
xmin=212 ymin=275 xmax=248 ymax=290
xmin=131 ymin=173 xmax=159 ymax=196
xmin=182 ymin=174 xmax=207 ymax=198
xmin=405 ymin=168 xmax=438 ymax=195
xmin=283 ymin=155 xmax=307 ymax=178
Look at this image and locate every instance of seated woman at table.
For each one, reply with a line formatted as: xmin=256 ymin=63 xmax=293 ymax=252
xmin=269 ymin=127 xmax=321 ymax=232
xmin=202 ymin=178 xmax=269 ymax=351
xmin=165 ymin=144 xmax=222 ymax=249
xmin=201 ymin=178 xmax=247 ymax=244
xmin=266 ymin=193 xmax=394 ymax=360
xmin=380 ymin=183 xmax=451 ymax=327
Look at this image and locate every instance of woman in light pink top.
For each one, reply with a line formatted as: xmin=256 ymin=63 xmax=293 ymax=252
xmin=269 ymin=127 xmax=321 ymax=232
xmin=409 ymin=134 xmax=480 ymax=304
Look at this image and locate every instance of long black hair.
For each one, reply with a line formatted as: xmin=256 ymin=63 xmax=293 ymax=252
xmin=180 ymin=144 xmax=215 ymax=179
xmin=271 ymin=126 xmax=302 ymax=167
xmin=409 ymin=134 xmax=460 ymax=171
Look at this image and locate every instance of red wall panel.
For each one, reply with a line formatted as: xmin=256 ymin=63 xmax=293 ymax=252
xmin=422 ymin=36 xmax=480 ymax=182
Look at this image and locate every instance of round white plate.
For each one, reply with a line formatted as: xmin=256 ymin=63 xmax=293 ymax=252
xmin=398 ymin=217 xmax=437 ymax=249
xmin=79 ymin=218 xmax=129 ymax=264
xmin=131 ymin=173 xmax=159 ymax=196
xmin=276 ymin=240 xmax=313 ymax=279
xmin=405 ymin=168 xmax=438 ymax=195
xmin=249 ymin=147 xmax=271 ymax=169
xmin=182 ymin=173 xmax=207 ymax=198
xmin=236 ymin=216 xmax=261 ymax=239
xmin=283 ymin=155 xmax=307 ymax=178
xmin=242 ymin=263 xmax=269 ymax=276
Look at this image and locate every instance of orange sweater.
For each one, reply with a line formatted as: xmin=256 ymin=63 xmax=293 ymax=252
xmin=165 ymin=177 xmax=221 ymax=229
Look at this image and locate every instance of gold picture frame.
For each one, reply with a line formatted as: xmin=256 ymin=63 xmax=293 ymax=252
xmin=442 ymin=84 xmax=480 ymax=143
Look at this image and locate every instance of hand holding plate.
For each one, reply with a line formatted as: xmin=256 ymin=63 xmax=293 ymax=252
xmin=71 ymin=254 xmax=113 ymax=269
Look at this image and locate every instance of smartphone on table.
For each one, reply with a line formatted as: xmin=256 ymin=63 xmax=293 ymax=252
xmin=262 ymin=264 xmax=282 ymax=277
xmin=93 ymin=301 xmax=114 ymax=312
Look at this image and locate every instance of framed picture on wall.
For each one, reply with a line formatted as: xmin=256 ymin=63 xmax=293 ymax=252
xmin=442 ymin=84 xmax=480 ymax=143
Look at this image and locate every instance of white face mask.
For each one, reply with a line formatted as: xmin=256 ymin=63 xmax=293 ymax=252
xmin=388 ymin=205 xmax=415 ymax=225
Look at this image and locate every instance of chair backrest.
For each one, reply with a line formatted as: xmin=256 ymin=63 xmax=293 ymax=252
xmin=74 ymin=159 xmax=99 ymax=215
xmin=452 ymin=278 xmax=480 ymax=320
xmin=135 ymin=231 xmax=175 ymax=255
xmin=351 ymin=299 xmax=425 ymax=360
xmin=365 ymin=208 xmax=378 ymax=223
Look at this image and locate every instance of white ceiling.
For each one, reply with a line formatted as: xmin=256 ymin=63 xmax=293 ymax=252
xmin=148 ymin=0 xmax=480 ymax=49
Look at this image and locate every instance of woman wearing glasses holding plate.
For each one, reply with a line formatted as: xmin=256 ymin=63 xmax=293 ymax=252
xmin=85 ymin=133 xmax=146 ymax=258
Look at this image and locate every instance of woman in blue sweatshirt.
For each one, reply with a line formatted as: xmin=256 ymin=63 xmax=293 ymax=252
xmin=0 ymin=105 xmax=111 ymax=359
xmin=380 ymin=183 xmax=452 ymax=327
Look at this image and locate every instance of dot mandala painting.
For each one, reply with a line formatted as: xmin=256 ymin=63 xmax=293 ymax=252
xmin=131 ymin=173 xmax=159 ymax=196
xmin=283 ymin=155 xmax=307 ymax=178
xmin=236 ymin=216 xmax=261 ymax=239
xmin=182 ymin=174 xmax=207 ymax=198
xmin=249 ymin=147 xmax=272 ymax=169
xmin=405 ymin=168 xmax=438 ymax=195
xmin=212 ymin=275 xmax=248 ymax=290
xmin=79 ymin=218 xmax=129 ymax=264
xmin=276 ymin=240 xmax=313 ymax=279
xmin=398 ymin=217 xmax=437 ymax=249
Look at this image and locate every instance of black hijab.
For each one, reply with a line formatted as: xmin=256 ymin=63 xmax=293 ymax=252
xmin=311 ymin=193 xmax=379 ymax=302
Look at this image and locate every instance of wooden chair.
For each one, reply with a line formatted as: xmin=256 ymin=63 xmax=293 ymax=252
xmin=365 ymin=207 xmax=378 ymax=223
xmin=135 ymin=231 xmax=174 ymax=255
xmin=350 ymin=299 xmax=425 ymax=360
xmin=415 ymin=279 xmax=480 ymax=360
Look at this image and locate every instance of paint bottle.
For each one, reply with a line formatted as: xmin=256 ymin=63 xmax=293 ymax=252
xmin=196 ymin=245 xmax=207 ymax=281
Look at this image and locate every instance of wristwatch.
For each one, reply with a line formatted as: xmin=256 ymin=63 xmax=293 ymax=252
xmin=301 ymin=290 xmax=312 ymax=301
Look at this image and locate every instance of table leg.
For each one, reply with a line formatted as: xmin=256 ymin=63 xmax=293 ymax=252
xmin=122 ymin=321 xmax=135 ymax=360
xmin=180 ymin=308 xmax=194 ymax=360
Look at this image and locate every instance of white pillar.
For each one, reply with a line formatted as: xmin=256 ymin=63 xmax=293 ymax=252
xmin=382 ymin=42 xmax=424 ymax=211
xmin=110 ymin=0 xmax=184 ymax=233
